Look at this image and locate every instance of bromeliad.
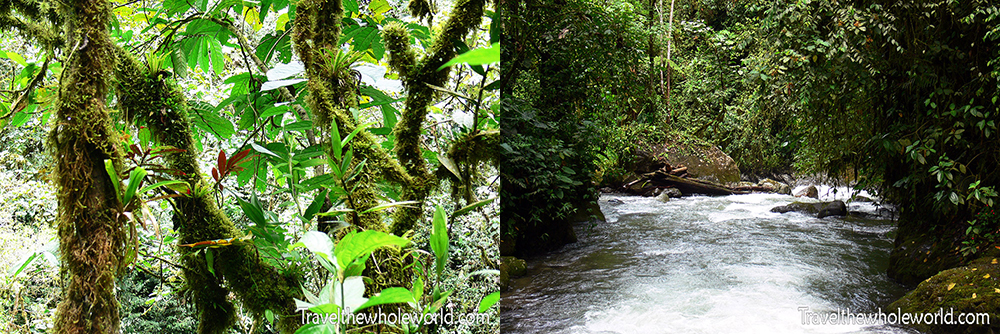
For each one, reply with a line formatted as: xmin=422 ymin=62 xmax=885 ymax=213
xmin=178 ymin=235 xmax=254 ymax=248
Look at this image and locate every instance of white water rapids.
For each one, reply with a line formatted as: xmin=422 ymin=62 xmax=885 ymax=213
xmin=501 ymin=188 xmax=921 ymax=334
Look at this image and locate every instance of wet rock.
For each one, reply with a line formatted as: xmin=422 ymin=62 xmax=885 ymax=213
xmin=794 ymin=185 xmax=819 ymax=199
xmin=663 ymin=187 xmax=682 ymax=198
xmin=759 ymin=178 xmax=791 ymax=195
xmin=770 ymin=202 xmax=825 ymax=214
xmin=606 ymin=198 xmax=625 ymax=205
xmin=600 ymin=187 xmax=615 ymax=193
xmin=816 ymin=200 xmax=847 ymax=218
xmin=500 ymin=256 xmax=528 ymax=292
xmin=656 ymin=191 xmax=670 ymax=202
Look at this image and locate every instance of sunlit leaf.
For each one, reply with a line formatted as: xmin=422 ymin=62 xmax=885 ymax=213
xmin=438 ymin=43 xmax=499 ymax=70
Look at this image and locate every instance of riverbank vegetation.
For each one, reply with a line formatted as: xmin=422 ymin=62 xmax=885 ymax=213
xmin=502 ymin=0 xmax=1000 ymax=330
xmin=0 ymin=0 xmax=499 ymax=332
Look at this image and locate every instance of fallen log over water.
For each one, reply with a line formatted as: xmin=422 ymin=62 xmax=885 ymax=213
xmin=625 ymin=169 xmax=750 ymax=196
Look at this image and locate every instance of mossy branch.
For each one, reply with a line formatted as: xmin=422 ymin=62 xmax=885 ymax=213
xmin=0 ymin=12 xmax=63 ymax=49
xmin=293 ymin=0 xmax=413 ymax=233
xmin=114 ymin=48 xmax=303 ymax=334
xmin=385 ymin=0 xmax=488 ymax=235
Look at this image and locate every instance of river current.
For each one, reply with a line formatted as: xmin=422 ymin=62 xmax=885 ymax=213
xmin=501 ymin=188 xmax=920 ymax=334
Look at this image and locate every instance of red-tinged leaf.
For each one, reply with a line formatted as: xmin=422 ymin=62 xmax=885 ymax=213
xmin=130 ymin=144 xmax=142 ymax=155
xmin=218 ymin=150 xmax=227 ymax=172
xmin=229 ymin=149 xmax=252 ymax=169
xmin=212 ymin=167 xmax=220 ymax=182
xmin=179 ymin=240 xmax=217 ymax=248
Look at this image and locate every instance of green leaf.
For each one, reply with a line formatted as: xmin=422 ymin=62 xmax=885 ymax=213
xmin=265 ymin=309 xmax=275 ymax=324
xmin=0 ymin=51 xmax=26 ymax=66
xmin=190 ymin=105 xmax=236 ymax=139
xmin=438 ymin=43 xmax=500 ymax=70
xmin=340 ymin=122 xmax=376 ymax=149
xmin=295 ymin=324 xmax=338 ymax=334
xmin=199 ymin=38 xmax=211 ymax=73
xmin=104 ymin=160 xmax=123 ymax=205
xmin=478 ymin=292 xmax=500 ymax=313
xmin=205 ymin=248 xmax=216 ymax=277
xmin=251 ymin=142 xmax=281 ymax=159
xmin=411 ymin=276 xmax=424 ymax=303
xmin=334 ymin=230 xmax=410 ymax=271
xmin=8 ymin=252 xmax=38 ymax=279
xmin=360 ymin=200 xmax=420 ymax=214
xmin=293 ymin=231 xmax=335 ymax=262
xmin=139 ymin=180 xmax=189 ymax=196
xmin=343 ymin=0 xmax=358 ymax=14
xmin=438 ymin=154 xmax=461 ymax=179
xmin=210 ymin=37 xmax=225 ymax=75
xmin=453 ymin=197 xmax=495 ymax=217
xmin=368 ymin=0 xmax=391 ymax=15
xmin=11 ymin=111 xmax=29 ymax=127
xmin=123 ymin=167 xmax=148 ymax=206
xmin=430 ymin=205 xmax=448 ymax=277
xmin=304 ymin=189 xmax=328 ymax=221
xmin=354 ymin=287 xmax=415 ymax=312
xmin=284 ymin=120 xmax=313 ymax=132
xmin=237 ymin=196 xmax=266 ymax=225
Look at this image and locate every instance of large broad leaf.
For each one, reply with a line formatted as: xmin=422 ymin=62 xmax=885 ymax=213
xmin=261 ymin=79 xmax=307 ymax=91
xmin=368 ymin=0 xmax=391 ymax=16
xmin=354 ymin=287 xmax=415 ymax=312
xmin=190 ymin=104 xmax=236 ymax=139
xmin=429 ymin=205 xmax=448 ymax=277
xmin=438 ymin=43 xmax=500 ymax=70
xmin=292 ymin=231 xmax=335 ymax=262
xmin=266 ymin=61 xmax=305 ymax=81
xmin=334 ymin=230 xmax=409 ymax=271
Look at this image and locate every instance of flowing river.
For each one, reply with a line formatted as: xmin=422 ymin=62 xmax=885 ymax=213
xmin=501 ymin=189 xmax=919 ymax=334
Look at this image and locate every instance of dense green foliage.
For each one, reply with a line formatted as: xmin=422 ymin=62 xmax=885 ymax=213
xmin=503 ymin=0 xmax=1000 ymax=262
xmin=0 ymin=0 xmax=499 ymax=332
xmin=502 ymin=0 xmax=646 ymax=254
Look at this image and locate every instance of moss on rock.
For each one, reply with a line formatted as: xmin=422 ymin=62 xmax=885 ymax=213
xmin=888 ymin=256 xmax=1000 ymax=333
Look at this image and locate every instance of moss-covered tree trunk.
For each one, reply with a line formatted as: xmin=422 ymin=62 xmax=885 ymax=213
xmin=49 ymin=0 xmax=126 ymax=332
xmin=384 ymin=0 xmax=487 ymax=235
xmin=114 ymin=51 xmax=303 ymax=334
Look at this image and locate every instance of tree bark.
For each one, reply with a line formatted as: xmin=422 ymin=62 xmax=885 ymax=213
xmin=115 ymin=50 xmax=303 ymax=334
xmin=51 ymin=0 xmax=126 ymax=332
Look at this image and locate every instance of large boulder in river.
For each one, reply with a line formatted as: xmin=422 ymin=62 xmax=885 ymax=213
xmin=888 ymin=256 xmax=1000 ymax=333
xmin=816 ymin=200 xmax=847 ymax=218
xmin=794 ymin=185 xmax=819 ymax=198
xmin=628 ymin=136 xmax=740 ymax=184
xmin=770 ymin=202 xmax=825 ymax=214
